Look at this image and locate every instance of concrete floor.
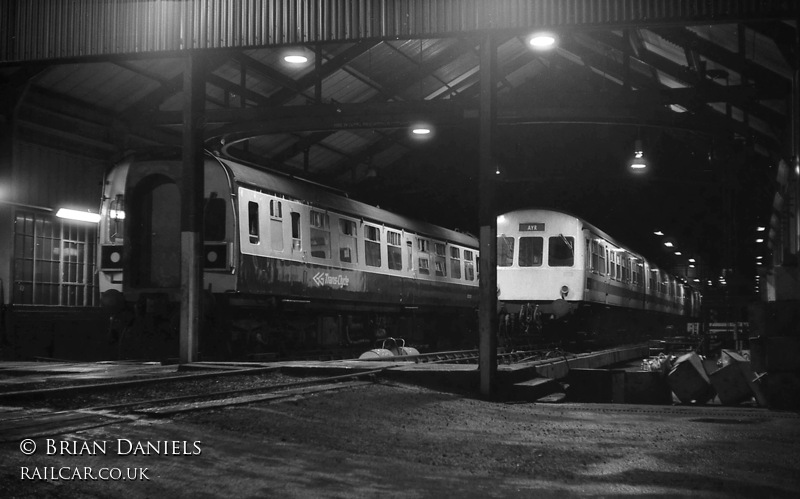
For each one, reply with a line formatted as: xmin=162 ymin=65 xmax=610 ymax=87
xmin=1 ymin=360 xmax=798 ymax=498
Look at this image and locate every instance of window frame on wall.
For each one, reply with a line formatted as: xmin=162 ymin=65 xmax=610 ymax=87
xmin=12 ymin=210 xmax=99 ymax=307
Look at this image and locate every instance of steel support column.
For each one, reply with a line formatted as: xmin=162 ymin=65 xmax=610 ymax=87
xmin=180 ymin=54 xmax=205 ymax=364
xmin=478 ymin=32 xmax=498 ymax=398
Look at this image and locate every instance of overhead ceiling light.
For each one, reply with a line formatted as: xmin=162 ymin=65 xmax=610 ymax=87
xmin=674 ymin=251 xmax=682 ymax=255
xmin=757 ymin=226 xmax=766 ymax=232
xmin=688 ymin=258 xmax=696 ymax=263
xmin=284 ymin=54 xmax=308 ymax=64
xmin=56 ymin=208 xmax=101 ymax=223
xmin=654 ymin=230 xmax=664 ymax=236
xmin=529 ymin=33 xmax=556 ymax=50
xmin=756 ymin=238 xmax=764 ymax=243
xmin=664 ymin=242 xmax=674 ymax=248
xmin=411 ymin=127 xmax=431 ymax=135
xmin=630 ymin=139 xmax=647 ymax=169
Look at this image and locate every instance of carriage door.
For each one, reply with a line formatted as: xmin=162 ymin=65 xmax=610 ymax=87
xmin=129 ymin=175 xmax=181 ymax=288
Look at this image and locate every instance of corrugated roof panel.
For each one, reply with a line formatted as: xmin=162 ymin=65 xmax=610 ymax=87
xmin=320 ymin=130 xmax=372 ymax=156
xmin=320 ymin=70 xmax=377 ymax=104
xmin=689 ymin=25 xmax=792 ymax=79
xmin=640 ymin=29 xmax=687 ymax=68
xmin=33 ymin=62 xmax=162 ymax=112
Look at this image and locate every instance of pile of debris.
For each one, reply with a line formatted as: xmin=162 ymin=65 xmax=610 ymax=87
xmin=667 ymin=350 xmax=766 ymax=406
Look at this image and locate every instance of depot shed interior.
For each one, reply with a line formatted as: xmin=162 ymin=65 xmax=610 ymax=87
xmin=1 ymin=1 xmax=799 ymax=371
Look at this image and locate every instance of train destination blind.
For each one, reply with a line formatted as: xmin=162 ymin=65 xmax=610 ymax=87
xmin=519 ymin=223 xmax=545 ymax=231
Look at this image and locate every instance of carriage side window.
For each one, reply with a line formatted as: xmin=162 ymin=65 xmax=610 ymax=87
xmin=270 ymin=200 xmax=282 ymax=218
xmin=605 ymin=248 xmax=610 ymax=274
xmin=417 ymin=237 xmax=430 ymax=274
xmin=497 ymin=236 xmax=515 ymax=267
xmin=387 ymin=230 xmax=402 ymax=270
xmin=406 ymin=240 xmax=413 ymax=270
xmin=269 ymin=200 xmax=283 ymax=251
xmin=339 ymin=219 xmax=358 ymax=263
xmin=290 ymin=212 xmax=301 ymax=250
xmin=464 ymin=250 xmax=475 ymax=281
xmin=434 ymin=242 xmax=446 ymax=277
xmin=519 ymin=236 xmax=543 ymax=267
xmin=450 ymin=246 xmax=462 ymax=279
xmin=585 ymin=238 xmax=590 ymax=270
xmin=309 ymin=210 xmax=331 ymax=259
xmin=598 ymin=244 xmax=606 ymax=275
xmin=616 ymin=254 xmax=621 ymax=281
xmin=548 ymin=236 xmax=574 ymax=267
xmin=591 ymin=241 xmax=599 ymax=272
xmin=365 ymin=225 xmax=381 ymax=267
xmin=247 ymin=201 xmax=260 ymax=244
xmin=609 ymin=252 xmax=617 ymax=279
xmin=204 ymin=193 xmax=226 ymax=241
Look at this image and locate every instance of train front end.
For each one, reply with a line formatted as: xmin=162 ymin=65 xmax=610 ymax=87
xmin=496 ymin=209 xmax=586 ymax=325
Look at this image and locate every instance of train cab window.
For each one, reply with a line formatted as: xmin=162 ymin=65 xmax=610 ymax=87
xmin=107 ymin=194 xmax=125 ymax=243
xmin=387 ymin=230 xmax=402 ymax=270
xmin=497 ymin=236 xmax=515 ymax=267
xmin=518 ymin=236 xmax=543 ymax=267
xmin=309 ymin=210 xmax=331 ymax=259
xmin=365 ymin=225 xmax=381 ymax=267
xmin=548 ymin=236 xmax=574 ymax=267
xmin=204 ymin=193 xmax=226 ymax=241
xmin=247 ymin=202 xmax=260 ymax=244
xmin=290 ymin=212 xmax=301 ymax=250
xmin=339 ymin=219 xmax=358 ymax=263
xmin=450 ymin=247 xmax=462 ymax=279
xmin=434 ymin=243 xmax=446 ymax=277
xmin=269 ymin=200 xmax=283 ymax=251
xmin=464 ymin=250 xmax=475 ymax=281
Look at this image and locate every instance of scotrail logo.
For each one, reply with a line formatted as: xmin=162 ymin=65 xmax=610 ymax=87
xmin=312 ymin=272 xmax=350 ymax=287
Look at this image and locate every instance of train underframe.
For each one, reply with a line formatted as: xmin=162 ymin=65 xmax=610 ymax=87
xmin=498 ymin=299 xmax=691 ymax=353
xmin=104 ymin=291 xmax=477 ymax=361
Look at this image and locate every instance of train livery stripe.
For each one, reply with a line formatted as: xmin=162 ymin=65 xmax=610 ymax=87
xmin=237 ymin=254 xmax=478 ymax=308
xmin=585 ymin=276 xmax=683 ymax=310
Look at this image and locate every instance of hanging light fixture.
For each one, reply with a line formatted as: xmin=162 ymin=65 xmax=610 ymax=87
xmin=630 ymin=139 xmax=647 ymax=169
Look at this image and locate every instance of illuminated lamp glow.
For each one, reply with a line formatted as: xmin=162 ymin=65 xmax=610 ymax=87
xmin=109 ymin=210 xmax=126 ymax=220
xmin=630 ymin=158 xmax=647 ymax=169
xmin=284 ymin=55 xmax=308 ymax=64
xmin=529 ymin=34 xmax=556 ymax=49
xmin=664 ymin=242 xmax=674 ymax=247
xmin=757 ymin=226 xmax=766 ymax=232
xmin=756 ymin=238 xmax=764 ymax=243
xmin=688 ymin=258 xmax=696 ymax=263
xmin=674 ymin=251 xmax=682 ymax=256
xmin=689 ymin=264 xmax=695 ymax=268
xmin=56 ymin=208 xmax=101 ymax=223
xmin=756 ymin=255 xmax=763 ymax=260
xmin=412 ymin=127 xmax=431 ymax=135
xmin=654 ymin=230 xmax=664 ymax=236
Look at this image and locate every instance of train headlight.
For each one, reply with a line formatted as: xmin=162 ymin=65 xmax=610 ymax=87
xmin=204 ymin=243 xmax=228 ymax=269
xmin=100 ymin=245 xmax=124 ymax=271
xmin=560 ymin=285 xmax=569 ymax=298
